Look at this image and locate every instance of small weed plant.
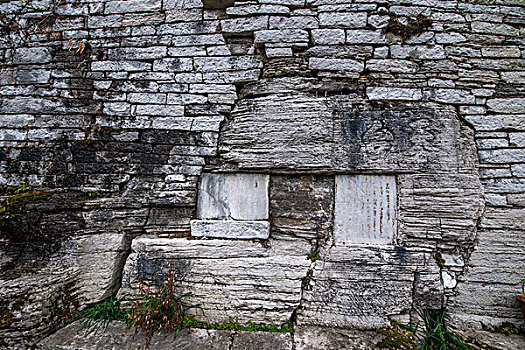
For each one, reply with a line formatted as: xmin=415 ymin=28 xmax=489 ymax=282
xmin=0 ymin=182 xmax=50 ymax=223
xmin=77 ymin=296 xmax=126 ymax=335
xmin=126 ymin=266 xmax=202 ymax=347
xmin=395 ymin=309 xmax=468 ymax=350
xmin=183 ymin=315 xmax=293 ymax=334
xmin=307 ymin=249 xmax=321 ymax=262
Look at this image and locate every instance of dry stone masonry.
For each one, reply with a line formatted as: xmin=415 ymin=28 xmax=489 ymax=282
xmin=0 ymin=0 xmax=524 ymax=349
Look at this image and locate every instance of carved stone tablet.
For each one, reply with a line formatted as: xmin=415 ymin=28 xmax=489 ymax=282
xmin=334 ymin=175 xmax=397 ymax=244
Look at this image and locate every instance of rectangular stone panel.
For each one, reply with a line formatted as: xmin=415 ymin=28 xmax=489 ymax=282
xmin=197 ymin=173 xmax=269 ymax=220
xmin=335 ymin=175 xmax=397 ymax=245
xmin=190 ymin=220 xmax=270 ymax=239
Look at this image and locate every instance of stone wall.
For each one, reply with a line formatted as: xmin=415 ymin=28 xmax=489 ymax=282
xmin=0 ymin=0 xmax=524 ymax=348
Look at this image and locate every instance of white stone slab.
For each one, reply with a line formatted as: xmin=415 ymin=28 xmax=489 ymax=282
xmin=197 ymin=173 xmax=269 ymax=220
xmin=190 ymin=220 xmax=270 ymax=239
xmin=334 ymin=175 xmax=397 ymax=245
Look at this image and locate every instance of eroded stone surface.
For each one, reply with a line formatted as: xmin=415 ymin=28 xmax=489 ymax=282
xmin=196 ymin=173 xmax=269 ymax=220
xmin=294 ymin=326 xmax=385 ymax=350
xmin=190 ymin=220 xmax=270 ymax=239
xmin=118 ymin=237 xmax=311 ymax=324
xmin=37 ymin=320 xmax=230 ymax=350
xmin=0 ymin=0 xmax=523 ymax=347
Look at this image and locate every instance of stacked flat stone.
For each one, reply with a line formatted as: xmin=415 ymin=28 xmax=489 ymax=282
xmin=0 ymin=1 xmax=524 ymax=349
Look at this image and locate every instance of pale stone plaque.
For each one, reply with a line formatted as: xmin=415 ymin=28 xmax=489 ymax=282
xmin=196 ymin=173 xmax=269 ymax=220
xmin=191 ymin=173 xmax=270 ymax=239
xmin=334 ymin=175 xmax=397 ymax=244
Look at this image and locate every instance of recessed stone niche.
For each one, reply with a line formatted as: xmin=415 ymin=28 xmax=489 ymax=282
xmin=190 ymin=173 xmax=270 ymax=239
xmin=334 ymin=175 xmax=397 ymax=245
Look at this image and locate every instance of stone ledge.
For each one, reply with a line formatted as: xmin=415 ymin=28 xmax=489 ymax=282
xmin=37 ymin=320 xmax=292 ymax=350
xmin=190 ymin=220 xmax=270 ymax=239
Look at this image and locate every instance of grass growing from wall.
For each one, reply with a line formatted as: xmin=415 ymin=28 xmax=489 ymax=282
xmin=77 ymin=263 xmax=294 ymax=347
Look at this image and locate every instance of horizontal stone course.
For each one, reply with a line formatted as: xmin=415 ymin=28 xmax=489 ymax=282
xmin=1 ymin=0 xmax=524 ymax=349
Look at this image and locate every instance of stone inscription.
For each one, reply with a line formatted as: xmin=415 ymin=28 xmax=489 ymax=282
xmin=334 ymin=175 xmax=397 ymax=245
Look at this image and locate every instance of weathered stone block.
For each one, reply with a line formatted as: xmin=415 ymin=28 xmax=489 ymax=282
xmin=227 ymin=4 xmax=290 ymax=16
xmin=319 ymin=12 xmax=367 ymax=28
xmin=190 ymin=220 xmax=270 ymax=239
xmin=221 ymin=16 xmax=268 ymax=33
xmin=119 ymin=237 xmax=311 ymax=324
xmin=196 ymin=173 xmax=269 ymax=220
xmin=346 ymin=30 xmax=387 ymax=44
xmin=367 ymin=87 xmax=422 ymax=101
xmin=391 ymin=45 xmax=446 ymax=60
xmin=13 ymin=47 xmax=52 ymax=64
xmin=270 ymin=175 xmax=333 ymax=240
xmin=105 ymin=0 xmax=161 ymax=14
xmin=366 ymin=59 xmax=418 ymax=73
xmin=269 ymin=15 xmax=318 ymax=30
xmin=311 ymin=29 xmax=345 ymax=45
xmin=487 ymin=98 xmax=525 ymax=114
xmin=309 ymin=57 xmax=364 ymax=72
xmin=254 ymin=29 xmax=309 ymax=44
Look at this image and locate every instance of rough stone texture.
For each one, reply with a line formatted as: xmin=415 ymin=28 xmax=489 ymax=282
xmin=270 ymin=175 xmax=333 ymax=240
xmin=0 ymin=0 xmax=524 ymax=348
xmin=37 ymin=320 xmax=290 ymax=350
xmin=294 ymin=326 xmax=385 ymax=350
xmin=190 ymin=220 xmax=270 ymax=239
xmin=196 ymin=173 xmax=269 ymax=220
xmin=118 ymin=237 xmax=311 ymax=324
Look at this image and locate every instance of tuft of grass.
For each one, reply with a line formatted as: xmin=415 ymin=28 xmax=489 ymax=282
xmin=77 ymin=296 xmax=126 ymax=335
xmin=126 ymin=265 xmax=202 ymax=348
xmin=394 ymin=309 xmax=468 ymax=350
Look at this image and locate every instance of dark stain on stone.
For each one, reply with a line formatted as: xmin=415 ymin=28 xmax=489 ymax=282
xmin=138 ymin=257 xmax=191 ymax=283
xmin=384 ymin=15 xmax=433 ymax=41
xmin=394 ymin=246 xmax=407 ymax=265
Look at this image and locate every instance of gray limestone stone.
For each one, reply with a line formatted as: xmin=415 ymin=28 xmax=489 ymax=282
xmin=254 ymin=29 xmax=309 ymax=44
xmin=391 ymin=45 xmax=446 ymax=60
xmin=196 ymin=173 xmax=269 ymax=220
xmin=294 ymin=326 xmax=386 ymax=350
xmin=319 ymin=12 xmax=367 ymax=28
xmin=309 ymin=57 xmax=364 ymax=72
xmin=227 ymin=5 xmax=290 ymax=16
xmin=346 ymin=30 xmax=387 ymax=44
xmin=38 ymin=321 xmax=231 ymax=349
xmin=269 ymin=15 xmax=318 ymax=30
xmin=433 ymin=89 xmax=476 ymax=104
xmin=221 ymin=16 xmax=268 ymax=34
xmin=501 ymin=71 xmax=525 ymax=84
xmin=190 ymin=220 xmax=270 ymax=239
xmin=232 ymin=332 xmax=292 ymax=350
xmin=487 ymin=98 xmax=525 ymax=113
xmin=311 ymin=29 xmax=345 ymax=45
xmin=118 ymin=237 xmax=311 ymax=324
xmin=509 ymin=133 xmax=525 ymax=147
xmin=366 ymin=59 xmax=419 ymax=73
xmin=367 ymin=87 xmax=422 ymax=101
xmin=105 ymin=0 xmax=161 ymax=14
xmin=13 ymin=47 xmax=52 ymax=64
